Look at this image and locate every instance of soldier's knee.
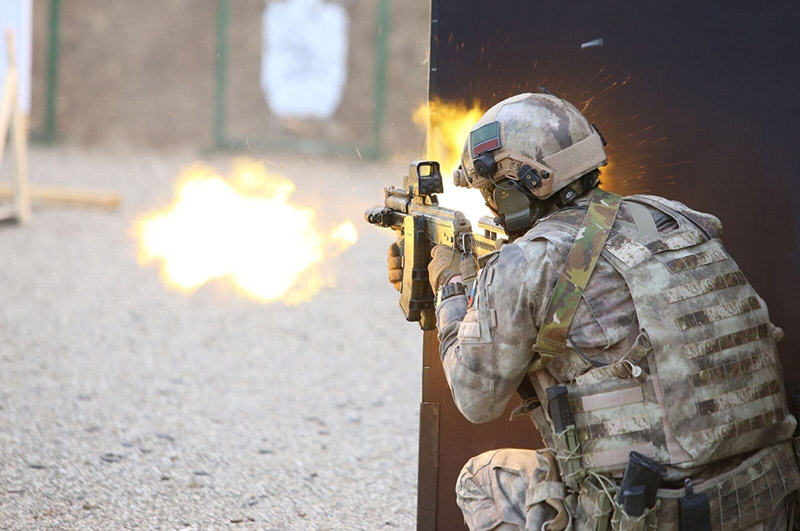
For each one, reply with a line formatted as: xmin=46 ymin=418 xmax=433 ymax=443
xmin=461 ymin=449 xmax=500 ymax=478
xmin=458 ymin=449 xmax=540 ymax=492
xmin=457 ymin=450 xmax=498 ymax=502
xmin=456 ymin=450 xmax=505 ymax=528
xmin=456 ymin=449 xmax=540 ymax=530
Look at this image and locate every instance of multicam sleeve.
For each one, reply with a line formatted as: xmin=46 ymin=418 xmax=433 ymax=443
xmin=435 ymin=240 xmax=561 ymax=423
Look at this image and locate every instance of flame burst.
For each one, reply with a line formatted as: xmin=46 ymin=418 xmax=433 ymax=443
xmin=134 ymin=159 xmax=357 ymax=304
xmin=413 ymin=98 xmax=489 ymax=226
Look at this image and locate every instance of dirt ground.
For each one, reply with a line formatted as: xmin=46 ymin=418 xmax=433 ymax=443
xmin=0 ymin=146 xmax=423 ymax=530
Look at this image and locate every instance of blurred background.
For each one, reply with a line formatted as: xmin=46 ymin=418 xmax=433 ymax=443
xmin=28 ymin=0 xmax=429 ymax=155
xmin=1 ymin=1 xmax=434 ymax=529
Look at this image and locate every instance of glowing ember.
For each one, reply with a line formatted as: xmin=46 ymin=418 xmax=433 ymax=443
xmin=134 ymin=159 xmax=357 ymax=304
xmin=413 ymin=98 xmax=490 ymax=227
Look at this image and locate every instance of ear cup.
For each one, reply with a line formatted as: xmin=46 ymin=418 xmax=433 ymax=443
xmin=492 ymin=180 xmax=548 ymax=236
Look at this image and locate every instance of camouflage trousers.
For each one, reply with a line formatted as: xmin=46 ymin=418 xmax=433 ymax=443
xmin=456 ymin=449 xmax=566 ymax=531
xmin=456 ymin=448 xmax=791 ymax=531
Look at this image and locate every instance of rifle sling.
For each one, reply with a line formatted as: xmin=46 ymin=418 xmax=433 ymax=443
xmin=529 ymin=188 xmax=623 ymax=373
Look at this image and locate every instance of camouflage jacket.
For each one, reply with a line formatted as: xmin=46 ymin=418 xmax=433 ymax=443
xmin=436 ymin=193 xmax=723 ymax=423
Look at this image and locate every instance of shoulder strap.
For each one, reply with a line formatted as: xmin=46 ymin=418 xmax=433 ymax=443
xmin=627 ymin=201 xmax=658 ymax=236
xmin=529 ymin=188 xmax=623 ymax=373
xmin=626 ymin=195 xmax=715 ymax=240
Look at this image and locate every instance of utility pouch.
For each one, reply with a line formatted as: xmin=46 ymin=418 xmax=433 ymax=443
xmin=678 ymin=479 xmax=710 ymax=531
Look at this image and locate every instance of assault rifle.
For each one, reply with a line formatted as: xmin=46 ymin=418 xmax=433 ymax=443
xmin=364 ymin=160 xmax=506 ymax=330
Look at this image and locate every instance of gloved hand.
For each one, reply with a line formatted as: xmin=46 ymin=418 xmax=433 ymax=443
xmin=387 ymin=239 xmax=404 ymax=292
xmin=460 ymin=253 xmax=478 ymax=285
xmin=428 ymin=245 xmax=463 ymax=292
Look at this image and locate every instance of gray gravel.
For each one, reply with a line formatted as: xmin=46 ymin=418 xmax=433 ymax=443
xmin=0 ymin=146 xmax=421 ymax=530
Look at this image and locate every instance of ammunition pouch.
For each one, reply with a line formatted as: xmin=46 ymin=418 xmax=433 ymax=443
xmin=552 ymin=425 xmax=585 ymax=491
xmin=574 ymin=476 xmax=613 ymax=531
xmin=610 ymin=500 xmax=659 ymax=531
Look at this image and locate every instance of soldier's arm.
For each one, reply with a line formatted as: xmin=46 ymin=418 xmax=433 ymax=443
xmin=436 ymin=240 xmax=561 ymax=423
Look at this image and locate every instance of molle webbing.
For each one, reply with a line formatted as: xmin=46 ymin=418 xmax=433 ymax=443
xmin=662 ymin=271 xmax=747 ymax=304
xmin=529 ymin=189 xmax=622 ymax=372
xmin=523 ymin=193 xmax=796 ymax=487
xmin=598 ymin=196 xmax=796 ymax=468
xmin=573 ymin=442 xmax=800 ymax=531
xmin=696 ymin=441 xmax=800 ymax=529
xmin=653 ymin=442 xmax=800 ymax=530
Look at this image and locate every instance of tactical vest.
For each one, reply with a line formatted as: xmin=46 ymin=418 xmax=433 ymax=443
xmin=524 ymin=193 xmax=796 ymax=476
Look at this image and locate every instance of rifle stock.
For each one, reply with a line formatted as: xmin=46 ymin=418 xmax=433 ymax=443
xmin=365 ymin=161 xmax=506 ymax=330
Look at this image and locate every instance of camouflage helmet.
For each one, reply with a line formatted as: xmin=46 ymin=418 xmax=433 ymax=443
xmin=453 ymin=93 xmax=607 ymax=200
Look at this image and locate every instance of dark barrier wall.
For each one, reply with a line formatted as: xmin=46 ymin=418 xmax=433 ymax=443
xmin=431 ymin=1 xmax=800 ymax=360
xmin=424 ymin=1 xmax=800 ymax=528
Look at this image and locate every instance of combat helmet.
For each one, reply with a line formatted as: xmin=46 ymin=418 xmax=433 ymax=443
xmin=454 ymin=93 xmax=607 ymax=235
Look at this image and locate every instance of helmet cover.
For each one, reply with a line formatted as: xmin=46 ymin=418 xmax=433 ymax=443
xmin=454 ymin=93 xmax=607 ymax=200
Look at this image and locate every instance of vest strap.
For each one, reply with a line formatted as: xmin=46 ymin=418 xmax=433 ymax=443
xmin=529 ymin=188 xmax=623 ymax=373
xmin=627 ymin=201 xmax=658 ymax=236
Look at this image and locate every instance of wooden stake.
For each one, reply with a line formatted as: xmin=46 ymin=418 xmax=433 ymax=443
xmin=0 ymin=183 xmax=120 ymax=211
xmin=12 ymin=87 xmax=30 ymax=222
xmin=0 ymin=28 xmax=117 ymax=222
xmin=0 ymin=43 xmax=16 ymax=177
xmin=0 ymin=29 xmax=31 ymax=224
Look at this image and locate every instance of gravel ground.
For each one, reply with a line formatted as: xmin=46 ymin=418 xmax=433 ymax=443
xmin=0 ymin=146 xmax=420 ymax=530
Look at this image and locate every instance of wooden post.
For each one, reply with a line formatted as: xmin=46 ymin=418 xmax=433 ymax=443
xmin=0 ymin=34 xmax=17 ymax=178
xmin=0 ymin=28 xmax=118 ymax=221
xmin=0 ymin=183 xmax=120 ymax=210
xmin=0 ymin=29 xmax=31 ymax=224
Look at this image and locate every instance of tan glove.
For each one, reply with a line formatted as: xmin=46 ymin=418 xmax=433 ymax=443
xmin=428 ymin=245 xmax=462 ymax=292
xmin=387 ymin=239 xmax=404 ymax=291
xmin=460 ymin=254 xmax=478 ymax=285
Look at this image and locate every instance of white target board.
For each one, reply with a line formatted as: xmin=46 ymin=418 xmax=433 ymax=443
xmin=261 ymin=0 xmax=349 ymax=119
xmin=0 ymin=0 xmax=32 ymax=112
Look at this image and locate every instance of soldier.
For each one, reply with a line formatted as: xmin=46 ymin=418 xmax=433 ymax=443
xmin=388 ymin=93 xmax=800 ymax=530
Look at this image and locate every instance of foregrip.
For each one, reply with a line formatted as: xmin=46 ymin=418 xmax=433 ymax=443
xmin=400 ymin=215 xmax=436 ymax=330
xmin=365 ymin=197 xmax=498 ymax=330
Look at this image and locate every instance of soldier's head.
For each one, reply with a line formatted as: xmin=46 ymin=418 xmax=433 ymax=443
xmin=453 ymin=93 xmax=607 ymax=237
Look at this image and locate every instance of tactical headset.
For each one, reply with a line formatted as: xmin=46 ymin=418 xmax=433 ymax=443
xmin=481 ymin=163 xmax=599 ymax=237
xmin=454 ymin=120 xmax=604 ymax=237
